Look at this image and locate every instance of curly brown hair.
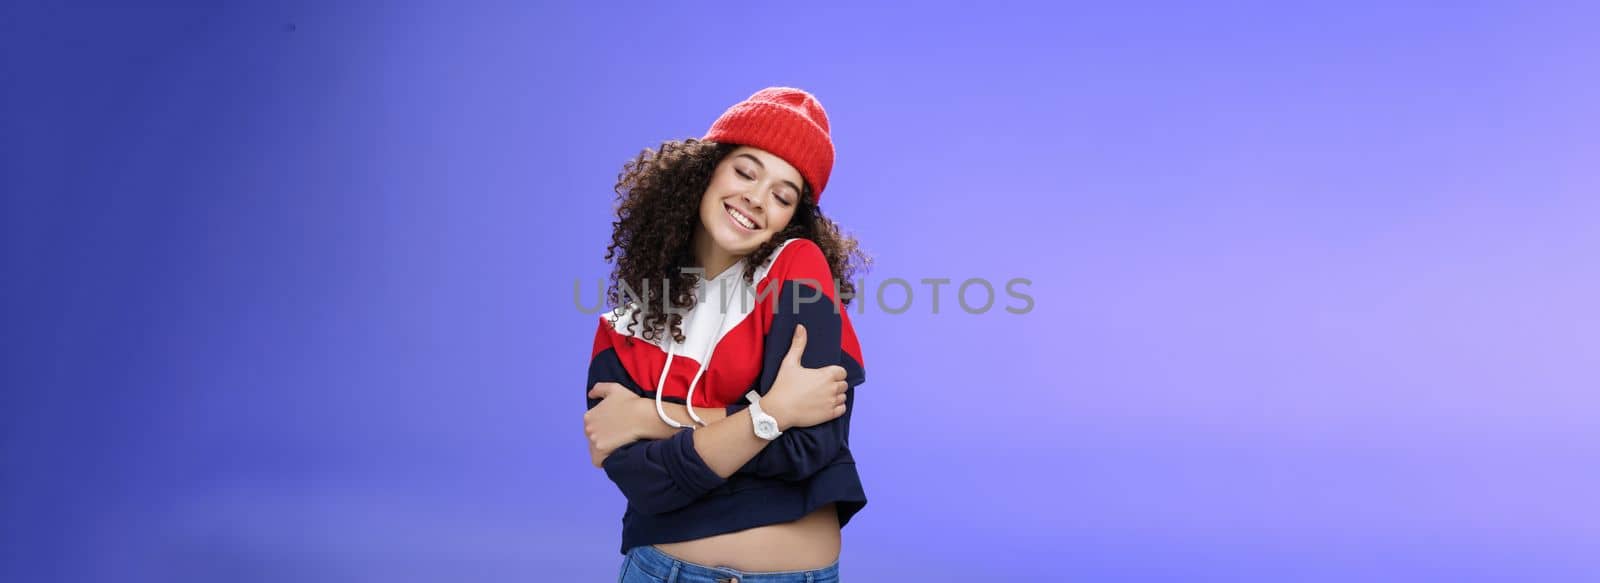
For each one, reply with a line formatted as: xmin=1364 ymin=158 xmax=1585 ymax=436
xmin=605 ymin=138 xmax=867 ymax=344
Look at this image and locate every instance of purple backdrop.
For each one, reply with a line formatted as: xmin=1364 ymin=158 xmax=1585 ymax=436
xmin=4 ymin=1 xmax=1598 ymax=581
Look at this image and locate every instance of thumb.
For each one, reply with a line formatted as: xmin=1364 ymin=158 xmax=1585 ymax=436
xmin=587 ymin=383 xmax=617 ymax=400
xmin=784 ymin=325 xmax=808 ymax=365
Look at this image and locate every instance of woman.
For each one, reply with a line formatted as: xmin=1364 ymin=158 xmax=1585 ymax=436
xmin=583 ymin=87 xmax=869 ymax=583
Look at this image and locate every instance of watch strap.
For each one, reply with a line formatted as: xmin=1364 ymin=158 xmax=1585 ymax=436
xmin=746 ymin=390 xmax=782 ymax=440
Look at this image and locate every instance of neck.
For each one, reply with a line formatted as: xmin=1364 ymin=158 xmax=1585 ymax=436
xmin=691 ymin=228 xmax=740 ymax=281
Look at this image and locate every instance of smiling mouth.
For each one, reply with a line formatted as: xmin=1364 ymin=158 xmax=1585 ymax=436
xmin=725 ymin=203 xmax=759 ymax=231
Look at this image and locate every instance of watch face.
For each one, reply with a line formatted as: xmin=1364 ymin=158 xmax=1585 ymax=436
xmin=756 ymin=419 xmax=778 ymax=438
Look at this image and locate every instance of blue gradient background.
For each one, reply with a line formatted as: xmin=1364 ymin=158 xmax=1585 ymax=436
xmin=4 ymin=1 xmax=1598 ymax=581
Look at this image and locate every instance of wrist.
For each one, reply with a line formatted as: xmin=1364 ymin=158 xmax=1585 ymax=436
xmin=632 ymin=399 xmax=675 ymax=439
xmin=758 ymin=397 xmax=794 ymax=432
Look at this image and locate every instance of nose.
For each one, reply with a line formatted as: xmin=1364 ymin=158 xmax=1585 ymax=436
xmin=741 ymin=188 xmax=765 ymax=211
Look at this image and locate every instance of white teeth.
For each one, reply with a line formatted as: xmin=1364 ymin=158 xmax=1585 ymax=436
xmin=728 ymin=205 xmax=756 ymax=230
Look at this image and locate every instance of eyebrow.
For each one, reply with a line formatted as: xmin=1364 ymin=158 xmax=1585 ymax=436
xmin=736 ymin=153 xmax=802 ymax=197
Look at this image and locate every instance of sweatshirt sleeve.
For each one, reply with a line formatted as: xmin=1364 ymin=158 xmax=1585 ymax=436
xmin=723 ymin=241 xmax=866 ymax=482
xmin=588 ymin=319 xmax=727 ymax=515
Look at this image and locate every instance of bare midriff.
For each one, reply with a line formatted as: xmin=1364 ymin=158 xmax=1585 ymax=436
xmin=652 ymin=503 xmax=840 ymax=572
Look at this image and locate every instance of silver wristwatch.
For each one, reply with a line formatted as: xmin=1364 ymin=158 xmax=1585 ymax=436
xmin=746 ymin=390 xmax=782 ymax=441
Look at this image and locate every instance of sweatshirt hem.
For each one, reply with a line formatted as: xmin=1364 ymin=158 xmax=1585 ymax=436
xmin=618 ymin=461 xmax=866 ymax=555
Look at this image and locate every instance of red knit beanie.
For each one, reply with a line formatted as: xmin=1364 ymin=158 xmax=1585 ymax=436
xmin=702 ymin=87 xmax=835 ymax=202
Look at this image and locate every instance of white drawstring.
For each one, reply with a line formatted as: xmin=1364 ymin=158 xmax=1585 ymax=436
xmin=653 ymin=272 xmax=736 ymax=429
xmin=653 ymin=337 xmax=685 ymax=428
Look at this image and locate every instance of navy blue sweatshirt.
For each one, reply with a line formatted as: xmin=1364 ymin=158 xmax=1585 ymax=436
xmin=586 ymin=238 xmax=867 ymax=555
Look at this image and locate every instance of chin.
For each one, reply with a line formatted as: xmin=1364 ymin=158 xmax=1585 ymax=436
xmin=713 ymin=229 xmax=765 ymax=256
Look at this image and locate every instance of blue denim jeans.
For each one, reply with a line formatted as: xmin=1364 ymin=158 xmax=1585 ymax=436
xmin=618 ymin=544 xmax=841 ymax=583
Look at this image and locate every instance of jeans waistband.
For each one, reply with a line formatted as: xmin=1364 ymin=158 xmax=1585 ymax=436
xmin=625 ymin=544 xmax=840 ymax=583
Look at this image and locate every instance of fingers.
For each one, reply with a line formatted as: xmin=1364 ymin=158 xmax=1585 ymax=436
xmin=833 ymin=380 xmax=848 ymax=417
xmin=587 ymin=434 xmax=603 ymax=467
xmin=586 ymin=433 xmax=613 ymax=468
xmin=826 ymin=365 xmax=847 ymax=381
xmin=783 ymin=325 xmax=808 ymax=365
xmin=588 ymin=382 xmax=624 ymax=400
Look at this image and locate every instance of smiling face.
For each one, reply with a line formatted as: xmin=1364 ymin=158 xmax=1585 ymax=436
xmin=695 ymin=146 xmax=806 ymax=261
